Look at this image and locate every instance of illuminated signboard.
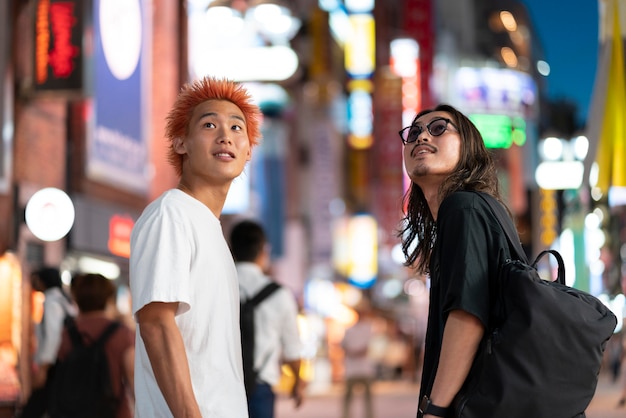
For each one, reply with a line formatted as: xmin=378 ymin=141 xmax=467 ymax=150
xmin=107 ymin=215 xmax=134 ymax=258
xmin=347 ymin=88 xmax=373 ymax=149
xmin=87 ymin=0 xmax=150 ymax=194
xmin=347 ymin=214 xmax=378 ymax=288
xmin=455 ymin=67 xmax=536 ymax=120
xmin=469 ymin=114 xmax=527 ymax=149
xmin=345 ymin=14 xmax=375 ymax=78
xmin=33 ymin=0 xmax=84 ymax=92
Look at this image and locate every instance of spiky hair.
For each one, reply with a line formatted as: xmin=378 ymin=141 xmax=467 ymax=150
xmin=165 ymin=76 xmax=262 ymax=176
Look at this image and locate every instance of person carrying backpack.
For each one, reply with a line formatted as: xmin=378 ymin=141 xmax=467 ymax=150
xmin=400 ymin=105 xmax=614 ymax=418
xmin=230 ymin=219 xmax=305 ymax=418
xmin=49 ymin=273 xmax=135 ymax=418
xmin=20 ymin=267 xmax=77 ymax=418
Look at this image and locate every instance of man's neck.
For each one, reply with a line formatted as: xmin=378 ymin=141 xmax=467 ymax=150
xmin=177 ymin=181 xmax=227 ymax=219
xmin=421 ymin=187 xmax=441 ymax=221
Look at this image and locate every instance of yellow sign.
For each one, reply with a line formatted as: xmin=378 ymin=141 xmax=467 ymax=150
xmin=345 ymin=14 xmax=375 ymax=77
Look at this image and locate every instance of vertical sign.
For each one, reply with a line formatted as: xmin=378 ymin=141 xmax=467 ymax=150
xmin=404 ymin=0 xmax=434 ymax=109
xmin=345 ymin=6 xmax=375 ymax=150
xmin=87 ymin=0 xmax=150 ymax=194
xmin=373 ymin=71 xmax=403 ymax=249
xmin=33 ymin=0 xmax=84 ymax=93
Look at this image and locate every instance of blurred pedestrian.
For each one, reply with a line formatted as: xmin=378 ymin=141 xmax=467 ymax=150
xmin=398 ymin=104 xmax=509 ymax=417
xmin=342 ymin=302 xmax=376 ymax=418
xmin=19 ymin=267 xmax=76 ymax=418
xmin=130 ymin=76 xmax=262 ymax=417
xmin=52 ymin=273 xmax=135 ymax=418
xmin=230 ymin=219 xmax=304 ymax=418
xmin=381 ymin=322 xmax=409 ymax=380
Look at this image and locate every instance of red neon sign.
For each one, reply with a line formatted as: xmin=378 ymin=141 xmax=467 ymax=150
xmin=34 ymin=0 xmax=83 ymax=91
xmin=48 ymin=2 xmax=79 ymax=78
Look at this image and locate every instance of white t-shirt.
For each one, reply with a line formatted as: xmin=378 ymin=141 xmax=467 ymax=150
xmin=237 ymin=262 xmax=301 ymax=386
xmin=342 ymin=319 xmax=376 ymax=379
xmin=130 ymin=189 xmax=248 ymax=418
xmin=35 ymin=287 xmax=77 ymax=365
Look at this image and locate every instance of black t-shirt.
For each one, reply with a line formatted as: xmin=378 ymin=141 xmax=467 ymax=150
xmin=418 ymin=191 xmax=513 ymax=400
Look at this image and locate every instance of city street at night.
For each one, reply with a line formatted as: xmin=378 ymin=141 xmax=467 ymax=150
xmin=1 ymin=0 xmax=626 ymax=416
xmin=277 ymin=372 xmax=626 ymax=418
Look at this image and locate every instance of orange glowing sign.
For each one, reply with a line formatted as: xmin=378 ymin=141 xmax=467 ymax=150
xmin=107 ymin=215 xmax=134 ymax=258
xmin=34 ymin=0 xmax=84 ymax=92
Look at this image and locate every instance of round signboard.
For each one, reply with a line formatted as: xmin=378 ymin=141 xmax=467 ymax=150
xmin=25 ymin=188 xmax=75 ymax=242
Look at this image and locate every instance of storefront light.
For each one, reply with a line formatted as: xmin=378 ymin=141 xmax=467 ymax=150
xmin=390 ymin=38 xmax=419 ymax=78
xmin=203 ymin=0 xmax=300 ymax=43
xmin=541 ymin=137 xmax=563 ymax=161
xmin=246 ymin=2 xmax=301 ymax=42
xmin=346 ymin=214 xmax=378 ymax=288
xmin=77 ymin=256 xmax=120 ymax=280
xmin=536 ymin=136 xmax=589 ymax=190
xmin=205 ymin=6 xmax=244 ymax=36
xmin=190 ymin=0 xmax=300 ymax=82
xmin=192 ymin=45 xmax=298 ymax=82
xmin=25 ymin=188 xmax=75 ymax=242
xmin=535 ymin=161 xmax=584 ymax=190
xmin=573 ymin=135 xmax=589 ymax=161
xmin=345 ymin=0 xmax=374 ymax=13
xmin=499 ymin=11 xmax=517 ymax=32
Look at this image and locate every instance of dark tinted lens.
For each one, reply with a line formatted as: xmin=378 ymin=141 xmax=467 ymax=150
xmin=429 ymin=119 xmax=448 ymax=136
xmin=407 ymin=126 xmax=422 ymax=143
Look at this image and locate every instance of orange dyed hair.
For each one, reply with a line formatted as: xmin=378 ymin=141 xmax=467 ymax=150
xmin=165 ymin=76 xmax=263 ymax=176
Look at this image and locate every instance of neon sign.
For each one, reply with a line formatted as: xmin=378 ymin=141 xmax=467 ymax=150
xmin=107 ymin=215 xmax=134 ymax=258
xmin=34 ymin=0 xmax=83 ymax=92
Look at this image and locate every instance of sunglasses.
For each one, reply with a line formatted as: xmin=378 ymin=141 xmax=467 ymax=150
xmin=398 ymin=117 xmax=459 ymax=145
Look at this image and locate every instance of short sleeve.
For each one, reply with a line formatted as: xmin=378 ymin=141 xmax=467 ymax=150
xmin=130 ymin=205 xmax=192 ymax=317
xmin=435 ymin=193 xmax=502 ymax=328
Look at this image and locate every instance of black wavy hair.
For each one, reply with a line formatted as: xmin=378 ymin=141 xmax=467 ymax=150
xmin=398 ymin=104 xmax=504 ymax=274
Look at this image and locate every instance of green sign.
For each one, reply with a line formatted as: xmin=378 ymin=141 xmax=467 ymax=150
xmin=469 ymin=114 xmax=526 ymax=148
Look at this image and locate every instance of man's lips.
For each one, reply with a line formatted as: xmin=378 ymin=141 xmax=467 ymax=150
xmin=411 ymin=143 xmax=436 ymax=157
xmin=214 ymin=151 xmax=235 ymax=158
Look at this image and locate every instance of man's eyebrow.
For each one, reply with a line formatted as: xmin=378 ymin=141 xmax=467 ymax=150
xmin=197 ymin=112 xmax=246 ymax=124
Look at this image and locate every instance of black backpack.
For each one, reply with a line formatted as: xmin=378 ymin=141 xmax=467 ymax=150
xmin=240 ymin=282 xmax=280 ymax=398
xmin=48 ymin=318 xmax=121 ymax=418
xmin=452 ymin=193 xmax=618 ymax=418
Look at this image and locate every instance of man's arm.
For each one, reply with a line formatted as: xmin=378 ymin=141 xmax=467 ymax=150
xmin=425 ymin=309 xmax=484 ymax=417
xmin=136 ymin=301 xmax=201 ymax=418
xmin=284 ymin=358 xmax=304 ymax=408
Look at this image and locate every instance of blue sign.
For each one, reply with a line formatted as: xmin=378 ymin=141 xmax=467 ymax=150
xmin=88 ymin=0 xmax=149 ymax=194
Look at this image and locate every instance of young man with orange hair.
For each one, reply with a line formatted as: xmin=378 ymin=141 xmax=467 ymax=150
xmin=130 ymin=76 xmax=262 ymax=417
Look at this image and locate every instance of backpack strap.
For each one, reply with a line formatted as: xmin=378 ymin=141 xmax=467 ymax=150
xmin=474 ymin=192 xmax=528 ymax=263
xmin=64 ymin=316 xmax=84 ymax=349
xmin=475 ymin=192 xmax=565 ymax=285
xmin=95 ymin=321 xmax=122 ymax=347
xmin=246 ymin=282 xmax=281 ymax=307
xmin=64 ymin=318 xmax=121 ymax=349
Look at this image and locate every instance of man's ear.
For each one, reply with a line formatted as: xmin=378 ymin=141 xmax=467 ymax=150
xmin=245 ymin=147 xmax=252 ymax=162
xmin=173 ymin=137 xmax=186 ymax=155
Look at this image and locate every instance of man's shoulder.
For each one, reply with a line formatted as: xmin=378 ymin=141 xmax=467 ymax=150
xmin=135 ymin=189 xmax=208 ymax=230
xmin=255 ymin=280 xmax=294 ymax=309
xmin=440 ymin=191 xmax=495 ymax=213
xmin=142 ymin=189 xmax=187 ymax=212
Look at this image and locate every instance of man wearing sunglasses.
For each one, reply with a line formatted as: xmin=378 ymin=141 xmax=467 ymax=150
xmin=398 ymin=104 xmax=512 ymax=418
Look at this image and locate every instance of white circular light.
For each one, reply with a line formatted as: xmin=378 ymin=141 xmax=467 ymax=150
xmin=99 ymin=0 xmax=142 ymax=80
xmin=537 ymin=60 xmax=550 ymax=76
xmin=25 ymin=188 xmax=75 ymax=242
xmin=573 ymin=135 xmax=589 ymax=160
xmin=542 ymin=137 xmax=563 ymax=161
